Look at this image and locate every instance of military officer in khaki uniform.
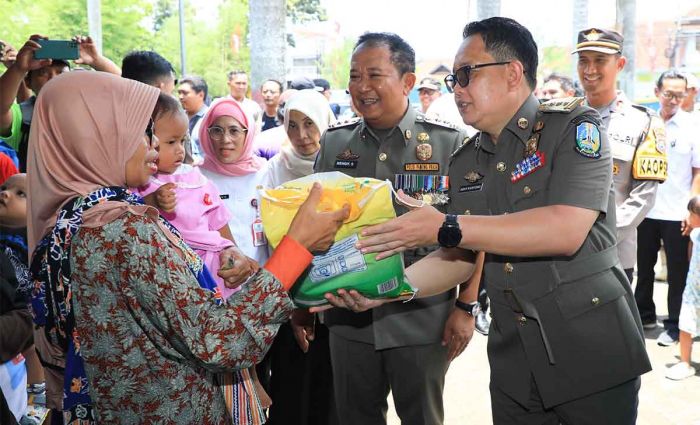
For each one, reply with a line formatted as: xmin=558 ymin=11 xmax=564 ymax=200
xmin=323 ymin=18 xmax=651 ymax=424
xmin=314 ymin=32 xmax=473 ymax=425
xmin=575 ymin=28 xmax=667 ymax=284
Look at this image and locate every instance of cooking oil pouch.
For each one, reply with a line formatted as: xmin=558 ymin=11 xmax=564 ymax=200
xmin=261 ymin=172 xmax=415 ymax=306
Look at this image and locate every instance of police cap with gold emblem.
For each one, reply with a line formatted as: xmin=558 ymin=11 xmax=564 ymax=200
xmin=572 ymin=28 xmax=623 ymax=55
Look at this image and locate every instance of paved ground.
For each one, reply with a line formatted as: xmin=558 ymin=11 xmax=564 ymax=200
xmin=387 ymin=281 xmax=700 ymax=425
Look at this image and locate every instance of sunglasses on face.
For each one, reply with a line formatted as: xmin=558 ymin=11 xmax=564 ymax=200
xmin=444 ymin=61 xmax=511 ymax=92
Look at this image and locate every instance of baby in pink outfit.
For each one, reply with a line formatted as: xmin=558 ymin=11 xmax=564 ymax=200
xmin=134 ymin=98 xmax=270 ymax=423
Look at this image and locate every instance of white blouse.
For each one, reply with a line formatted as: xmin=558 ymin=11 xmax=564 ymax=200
xmin=201 ymin=166 xmax=270 ymax=265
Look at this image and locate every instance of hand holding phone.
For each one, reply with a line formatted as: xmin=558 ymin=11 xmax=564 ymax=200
xmin=13 ymin=35 xmax=53 ymax=73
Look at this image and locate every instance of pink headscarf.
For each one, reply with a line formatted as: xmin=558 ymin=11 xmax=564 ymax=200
xmin=27 ymin=71 xmax=159 ymax=251
xmin=200 ymin=98 xmax=266 ymax=176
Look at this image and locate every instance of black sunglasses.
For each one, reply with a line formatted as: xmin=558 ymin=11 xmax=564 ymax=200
xmin=444 ymin=61 xmax=511 ymax=92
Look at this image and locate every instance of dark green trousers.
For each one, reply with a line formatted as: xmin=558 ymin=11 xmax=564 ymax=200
xmin=491 ymin=375 xmax=641 ymax=425
xmin=329 ymin=333 xmax=449 ymax=425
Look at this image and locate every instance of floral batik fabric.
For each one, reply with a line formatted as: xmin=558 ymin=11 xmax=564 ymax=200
xmin=31 ymin=187 xmax=293 ymax=423
xmin=0 ymin=228 xmax=30 ymax=300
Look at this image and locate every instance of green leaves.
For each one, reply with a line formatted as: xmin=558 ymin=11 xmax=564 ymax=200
xmin=287 ymin=0 xmax=326 ymax=23
xmin=1 ymin=0 xmax=326 ymax=97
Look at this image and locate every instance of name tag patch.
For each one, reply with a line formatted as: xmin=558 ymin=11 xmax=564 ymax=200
xmin=219 ymin=194 xmax=230 ymax=200
xmin=459 ymin=183 xmax=484 ymax=192
xmin=404 ymin=163 xmax=439 ymax=172
xmin=334 ymin=160 xmax=358 ymax=169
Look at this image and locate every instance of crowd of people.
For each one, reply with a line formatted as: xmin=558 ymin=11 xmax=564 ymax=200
xmin=0 ymin=15 xmax=698 ymax=425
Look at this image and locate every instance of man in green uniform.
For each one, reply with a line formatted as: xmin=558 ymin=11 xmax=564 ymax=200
xmin=313 ymin=32 xmax=474 ymax=425
xmin=322 ymin=18 xmax=651 ymax=424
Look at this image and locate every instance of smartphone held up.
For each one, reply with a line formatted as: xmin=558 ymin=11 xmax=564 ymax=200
xmin=33 ymin=39 xmax=78 ymax=60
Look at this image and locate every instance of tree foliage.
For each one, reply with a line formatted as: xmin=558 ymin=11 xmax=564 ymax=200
xmin=2 ymin=0 xmax=153 ymax=64
xmin=319 ymin=38 xmax=354 ymax=90
xmin=1 ymin=0 xmax=327 ymax=97
xmin=287 ymin=0 xmax=326 ymax=23
xmin=152 ymin=0 xmax=174 ymax=32
xmin=540 ymin=46 xmax=572 ymax=76
xmin=151 ymin=0 xmax=250 ymax=97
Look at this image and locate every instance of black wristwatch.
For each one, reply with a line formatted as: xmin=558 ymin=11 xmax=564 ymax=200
xmin=455 ymin=300 xmax=481 ymax=317
xmin=437 ymin=214 xmax=462 ymax=248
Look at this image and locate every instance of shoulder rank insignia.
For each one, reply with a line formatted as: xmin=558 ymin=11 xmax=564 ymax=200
xmin=575 ymin=122 xmax=601 ymax=158
xmin=539 ymin=97 xmax=584 ymax=113
xmin=328 ymin=116 xmax=361 ymax=130
xmin=336 ymin=149 xmax=360 ymax=160
xmin=423 ymin=115 xmax=458 ymax=130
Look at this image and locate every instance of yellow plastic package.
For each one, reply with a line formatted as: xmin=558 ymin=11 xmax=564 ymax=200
xmin=261 ymin=172 xmax=415 ymax=306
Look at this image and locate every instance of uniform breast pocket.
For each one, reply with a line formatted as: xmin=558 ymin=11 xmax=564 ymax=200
xmin=509 ymin=175 xmax=548 ymax=212
xmin=453 ymin=183 xmax=489 ymax=215
xmin=555 ymin=270 xmax=627 ymax=320
xmin=669 ymin=138 xmax=690 ymax=155
xmin=337 ymin=166 xmax=360 ymax=178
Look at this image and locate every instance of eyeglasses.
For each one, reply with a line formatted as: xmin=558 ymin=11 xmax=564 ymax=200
xmin=659 ymin=91 xmax=687 ymax=101
xmin=207 ymin=125 xmax=247 ymax=141
xmin=145 ymin=117 xmax=155 ymax=147
xmin=444 ymin=61 xmax=511 ymax=92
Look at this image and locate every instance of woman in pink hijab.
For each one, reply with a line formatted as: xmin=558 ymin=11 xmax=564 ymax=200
xmin=199 ymin=99 xmax=270 ymax=271
xmin=27 ymin=71 xmax=347 ymax=424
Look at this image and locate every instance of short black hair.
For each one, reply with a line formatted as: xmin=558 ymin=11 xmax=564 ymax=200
xmin=262 ymin=79 xmax=283 ymax=92
xmin=26 ymin=61 xmax=70 ymax=82
xmin=544 ymin=72 xmax=575 ymax=93
xmin=462 ymin=17 xmax=538 ymax=90
xmin=122 ymin=51 xmax=175 ymax=86
xmin=656 ymin=69 xmax=687 ymax=90
xmin=227 ymin=70 xmax=247 ymax=81
xmin=179 ymin=75 xmax=208 ymax=99
xmin=354 ymin=32 xmax=415 ymax=75
xmin=314 ymin=78 xmax=331 ymax=91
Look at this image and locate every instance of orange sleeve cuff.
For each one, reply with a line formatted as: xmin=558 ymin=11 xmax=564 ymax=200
xmin=264 ymin=235 xmax=314 ymax=291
